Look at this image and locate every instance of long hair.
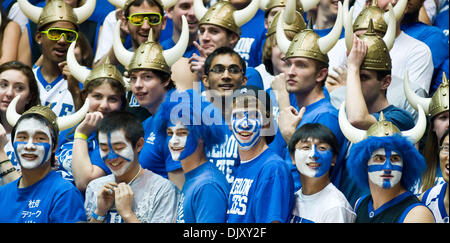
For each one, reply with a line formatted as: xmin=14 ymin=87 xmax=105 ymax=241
xmin=153 ymin=89 xmax=225 ymax=154
xmin=347 ymin=134 xmax=427 ymax=192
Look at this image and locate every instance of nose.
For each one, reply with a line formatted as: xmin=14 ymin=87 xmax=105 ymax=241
xmin=382 ymin=159 xmax=393 ymax=171
xmin=4 ymin=86 xmax=15 ymax=98
xmin=141 ymin=18 xmax=151 ymax=30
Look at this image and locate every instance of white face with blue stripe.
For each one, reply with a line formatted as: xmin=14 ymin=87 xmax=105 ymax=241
xmin=98 ymin=130 xmax=135 ymax=176
xmin=231 ymin=109 xmax=262 ymax=151
xmin=368 ymin=148 xmax=403 ymax=189
xmin=13 ymin=118 xmax=52 ymax=169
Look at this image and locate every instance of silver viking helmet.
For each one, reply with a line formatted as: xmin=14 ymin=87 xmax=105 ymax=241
xmin=338 ymin=102 xmax=427 ymax=144
xmin=7 ymin=95 xmax=90 ymax=132
xmin=113 ymin=15 xmax=189 ymax=72
xmin=18 ymin=0 xmax=96 ymax=29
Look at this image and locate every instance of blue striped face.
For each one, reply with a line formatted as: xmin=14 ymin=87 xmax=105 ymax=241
xmin=231 ymin=109 xmax=262 ymax=151
xmin=368 ymin=148 xmax=403 ymax=189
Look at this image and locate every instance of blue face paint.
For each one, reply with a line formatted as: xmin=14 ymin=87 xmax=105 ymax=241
xmin=368 ymin=148 xmax=403 ymax=189
xmin=294 ymin=144 xmax=333 ymax=178
xmin=13 ymin=141 xmax=51 ymax=169
xmin=100 ymin=132 xmax=133 ymax=162
xmin=231 ymin=110 xmax=262 ymax=151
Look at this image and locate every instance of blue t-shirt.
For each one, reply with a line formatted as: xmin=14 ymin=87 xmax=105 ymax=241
xmin=235 ymin=9 xmax=266 ymax=68
xmin=56 ymin=127 xmax=110 ymax=183
xmin=0 ymin=170 xmax=86 ymax=223
xmin=176 ymin=162 xmax=230 ymax=223
xmin=226 ymin=148 xmax=295 ymax=223
xmin=161 ymin=39 xmax=200 ymax=58
xmin=372 ymin=105 xmax=415 ymax=131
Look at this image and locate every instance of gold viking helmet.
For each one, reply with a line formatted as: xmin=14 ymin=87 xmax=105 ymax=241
xmin=276 ymin=0 xmax=344 ymax=64
xmin=107 ymin=0 xmax=177 ymax=11
xmin=18 ymin=0 xmax=96 ymax=29
xmin=352 ymin=0 xmax=407 ymax=33
xmin=7 ymin=95 xmax=90 ymax=133
xmin=338 ymin=102 xmax=427 ymax=144
xmin=260 ymin=0 xmax=319 ymax=15
xmin=194 ymin=0 xmax=260 ymax=36
xmin=113 ymin=15 xmax=190 ymax=73
xmin=66 ymin=41 xmax=127 ymax=90
xmin=404 ymin=71 xmax=449 ymax=118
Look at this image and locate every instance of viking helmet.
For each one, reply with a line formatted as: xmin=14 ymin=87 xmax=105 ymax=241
xmin=7 ymin=95 xmax=90 ymax=133
xmin=404 ymin=71 xmax=449 ymax=118
xmin=260 ymin=0 xmax=320 ymax=15
xmin=352 ymin=0 xmax=406 ymax=33
xmin=194 ymin=0 xmax=260 ymax=35
xmin=338 ymin=102 xmax=427 ymax=144
xmin=107 ymin=0 xmax=177 ymax=11
xmin=18 ymin=0 xmax=96 ymax=29
xmin=276 ymin=0 xmax=344 ymax=64
xmin=67 ymin=41 xmax=128 ymax=90
xmin=113 ymin=15 xmax=189 ymax=73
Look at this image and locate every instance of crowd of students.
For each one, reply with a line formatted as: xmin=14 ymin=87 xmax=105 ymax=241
xmin=0 ymin=0 xmax=447 ymax=223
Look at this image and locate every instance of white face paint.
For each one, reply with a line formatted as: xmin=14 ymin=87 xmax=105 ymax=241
xmin=167 ymin=122 xmax=188 ymax=161
xmin=13 ymin=118 xmax=52 ymax=170
xmin=368 ymin=148 xmax=403 ymax=189
xmin=98 ymin=130 xmax=135 ymax=177
xmin=294 ymin=147 xmax=317 ymax=178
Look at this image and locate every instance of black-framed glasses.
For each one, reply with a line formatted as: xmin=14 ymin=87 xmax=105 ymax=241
xmin=440 ymin=145 xmax=449 ymax=155
xmin=209 ymin=64 xmax=243 ymax=75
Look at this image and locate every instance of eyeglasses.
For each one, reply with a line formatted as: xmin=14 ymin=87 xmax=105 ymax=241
xmin=209 ymin=64 xmax=243 ymax=75
xmin=440 ymin=145 xmax=449 ymax=155
xmin=128 ymin=12 xmax=162 ymax=26
xmin=40 ymin=27 xmax=78 ymax=43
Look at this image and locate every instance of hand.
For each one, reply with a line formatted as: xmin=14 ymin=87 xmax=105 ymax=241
xmin=75 ymin=111 xmax=103 ymax=136
xmin=346 ymin=35 xmax=367 ymax=70
xmin=277 ymin=106 xmax=306 ymax=144
xmin=325 ymin=65 xmax=348 ymax=93
xmin=96 ymin=181 xmax=117 ymax=216
xmin=116 ymin=9 xmax=130 ymax=40
xmin=188 ymin=42 xmax=208 ymax=80
xmin=271 ymin=73 xmax=287 ymax=94
xmin=114 ymin=182 xmax=135 ymax=220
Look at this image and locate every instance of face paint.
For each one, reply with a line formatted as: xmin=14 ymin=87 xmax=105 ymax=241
xmin=13 ymin=118 xmax=52 ymax=169
xmin=167 ymin=121 xmax=198 ymax=161
xmin=368 ymin=148 xmax=403 ymax=189
xmin=98 ymin=130 xmax=135 ymax=176
xmin=231 ymin=110 xmax=262 ymax=151
xmin=294 ymin=144 xmax=333 ymax=178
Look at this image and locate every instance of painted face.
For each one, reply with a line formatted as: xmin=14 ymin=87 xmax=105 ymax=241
xmin=98 ymin=130 xmax=135 ymax=176
xmin=13 ymin=118 xmax=52 ymax=169
xmin=294 ymin=141 xmax=334 ymax=178
xmin=231 ymin=109 xmax=262 ymax=151
xmin=167 ymin=121 xmax=198 ymax=161
xmin=368 ymin=148 xmax=403 ymax=189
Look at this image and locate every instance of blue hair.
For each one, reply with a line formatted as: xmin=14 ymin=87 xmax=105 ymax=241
xmin=153 ymin=89 xmax=225 ymax=154
xmin=347 ymin=134 xmax=426 ymax=192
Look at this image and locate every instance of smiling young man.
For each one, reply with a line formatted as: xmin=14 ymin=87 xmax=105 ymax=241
xmin=84 ymin=111 xmax=180 ymax=223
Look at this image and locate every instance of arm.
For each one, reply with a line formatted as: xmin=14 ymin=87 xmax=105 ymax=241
xmin=17 ymin=26 xmax=32 ymax=67
xmin=277 ymin=106 xmax=305 ymax=144
xmin=72 ymin=112 xmax=106 ymax=192
xmin=0 ymin=124 xmax=20 ymax=184
xmin=345 ymin=35 xmax=377 ymax=130
xmin=271 ymin=73 xmax=290 ymax=111
xmin=0 ymin=21 xmax=21 ymax=65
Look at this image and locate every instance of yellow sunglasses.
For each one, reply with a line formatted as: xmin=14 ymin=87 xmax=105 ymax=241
xmin=127 ymin=12 xmax=162 ymax=26
xmin=41 ymin=27 xmax=78 ymax=43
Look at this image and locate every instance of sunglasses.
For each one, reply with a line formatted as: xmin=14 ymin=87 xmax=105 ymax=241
xmin=209 ymin=64 xmax=243 ymax=75
xmin=127 ymin=12 xmax=162 ymax=26
xmin=41 ymin=27 xmax=78 ymax=43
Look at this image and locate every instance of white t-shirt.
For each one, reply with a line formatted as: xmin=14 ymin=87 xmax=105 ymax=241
xmin=290 ymin=183 xmax=356 ymax=223
xmin=33 ymin=66 xmax=75 ymax=117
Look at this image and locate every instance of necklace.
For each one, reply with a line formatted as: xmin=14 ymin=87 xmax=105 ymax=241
xmin=128 ymin=166 xmax=142 ymax=185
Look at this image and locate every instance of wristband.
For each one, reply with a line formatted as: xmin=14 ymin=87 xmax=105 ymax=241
xmin=74 ymin=132 xmax=88 ymax=140
xmin=92 ymin=210 xmax=106 ymax=222
xmin=0 ymin=167 xmax=16 ymax=177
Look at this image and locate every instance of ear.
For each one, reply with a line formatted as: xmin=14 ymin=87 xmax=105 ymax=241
xmin=331 ymin=154 xmax=336 ymax=167
xmin=135 ymin=137 xmax=145 ymax=153
xmin=380 ymin=74 xmax=391 ymax=91
xmin=201 ymin=74 xmax=210 ymax=89
xmin=161 ymin=15 xmax=167 ymax=30
xmin=316 ymin=67 xmax=328 ymax=83
xmin=290 ymin=153 xmax=296 ymax=166
xmin=241 ymin=75 xmax=248 ymax=87
xmin=35 ymin=31 xmax=43 ymax=45
xmin=228 ymin=32 xmax=240 ymax=47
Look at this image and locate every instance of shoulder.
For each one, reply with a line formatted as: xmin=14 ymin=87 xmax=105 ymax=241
xmin=403 ymin=204 xmax=436 ymax=223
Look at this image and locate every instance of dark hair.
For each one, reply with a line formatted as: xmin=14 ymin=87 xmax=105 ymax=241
xmin=129 ymin=68 xmax=175 ymax=91
xmin=11 ymin=113 xmax=59 ymax=167
xmin=440 ymin=128 xmax=449 ymax=146
xmin=125 ymin=0 xmax=164 ymax=16
xmin=80 ymin=78 xmax=128 ymax=111
xmin=96 ymin=111 xmax=144 ymax=148
xmin=204 ymin=46 xmax=247 ymax=75
xmin=288 ymin=123 xmax=339 ymax=157
xmin=0 ymin=61 xmax=41 ymax=111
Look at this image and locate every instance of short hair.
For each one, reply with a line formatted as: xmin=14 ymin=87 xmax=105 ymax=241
xmin=124 ymin=0 xmax=164 ymax=16
xmin=204 ymin=46 xmax=247 ymax=75
xmin=0 ymin=61 xmax=40 ymax=112
xmin=96 ymin=111 xmax=144 ymax=148
xmin=129 ymin=68 xmax=175 ymax=91
xmin=347 ymin=134 xmax=427 ymax=192
xmin=288 ymin=123 xmax=339 ymax=157
xmin=11 ymin=113 xmax=59 ymax=167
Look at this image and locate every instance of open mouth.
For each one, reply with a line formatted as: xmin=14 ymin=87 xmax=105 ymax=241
xmin=21 ymin=153 xmax=38 ymax=161
xmin=107 ymin=159 xmax=125 ymax=170
xmin=170 ymin=146 xmax=184 ymax=152
xmin=306 ymin=162 xmax=321 ymax=169
xmin=54 ymin=47 xmax=68 ymax=57
xmin=237 ymin=131 xmax=253 ymax=140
